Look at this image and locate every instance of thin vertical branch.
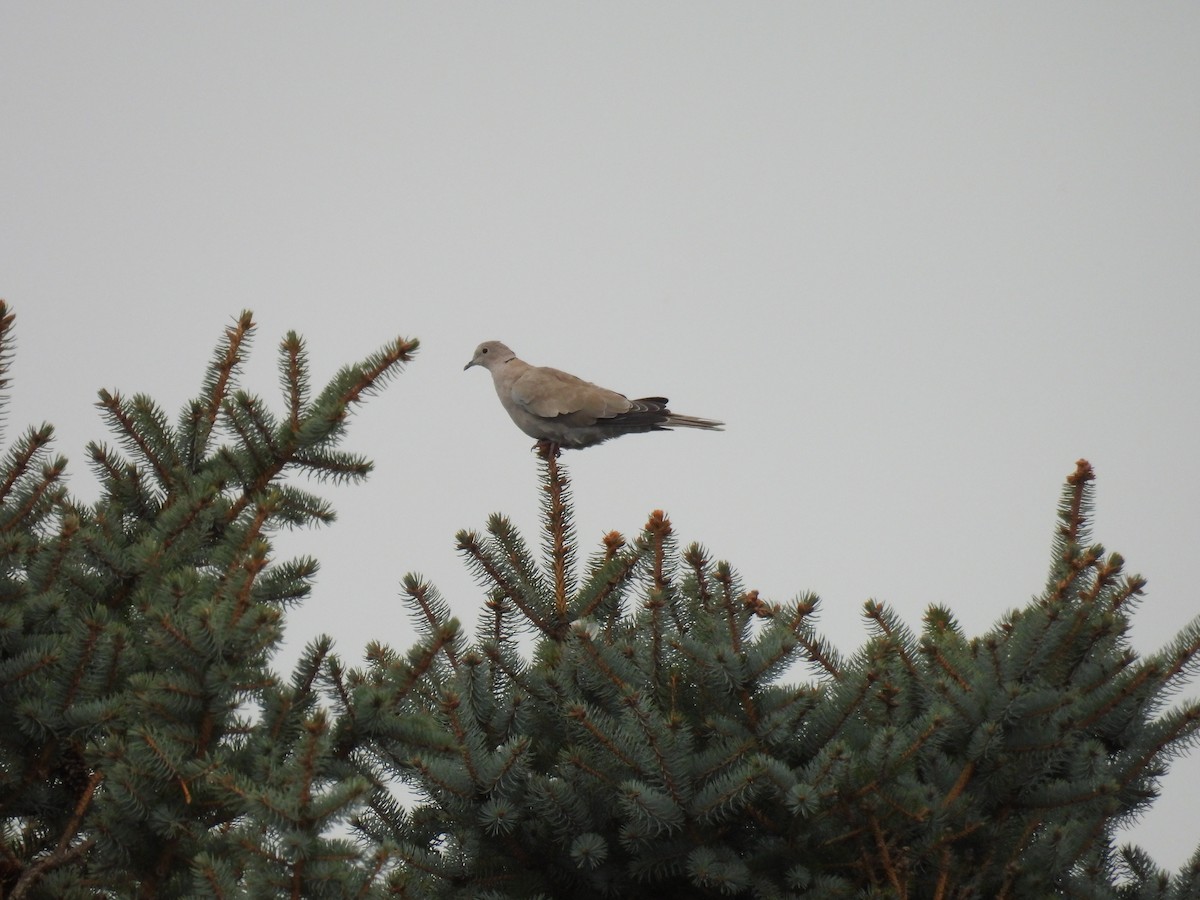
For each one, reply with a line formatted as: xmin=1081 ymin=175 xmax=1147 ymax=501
xmin=539 ymin=445 xmax=570 ymax=621
xmin=1060 ymin=459 xmax=1094 ymax=547
xmin=201 ymin=311 xmax=255 ymax=439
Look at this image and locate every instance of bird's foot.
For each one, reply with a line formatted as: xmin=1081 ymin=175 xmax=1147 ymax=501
xmin=533 ymin=440 xmax=561 ymax=459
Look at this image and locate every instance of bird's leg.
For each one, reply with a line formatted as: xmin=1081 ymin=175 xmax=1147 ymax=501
xmin=534 ymin=440 xmax=561 ymax=459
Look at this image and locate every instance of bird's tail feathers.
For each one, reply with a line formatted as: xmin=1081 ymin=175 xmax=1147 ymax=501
xmin=664 ymin=413 xmax=724 ymax=432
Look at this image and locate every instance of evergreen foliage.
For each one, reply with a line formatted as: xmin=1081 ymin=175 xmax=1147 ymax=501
xmin=1 ymin=300 xmax=1198 ymax=897
xmin=0 ymin=303 xmax=417 ymax=898
xmin=338 ymin=453 xmax=1200 ymax=899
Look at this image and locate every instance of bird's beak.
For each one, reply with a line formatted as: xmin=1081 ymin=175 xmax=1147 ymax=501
xmin=463 ymin=359 xmax=475 ymax=371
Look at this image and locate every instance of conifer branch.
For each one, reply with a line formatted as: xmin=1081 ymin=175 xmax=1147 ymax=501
xmin=408 ymin=751 xmax=474 ymax=803
xmin=487 ymin=737 xmax=532 ymax=795
xmin=921 ymin=641 xmax=973 ymax=692
xmin=61 ymin=618 xmax=104 ymax=710
xmin=1081 ymin=552 xmax=1124 ymax=605
xmin=1157 ymin=625 xmax=1200 ymax=688
xmin=390 ymin=843 xmax=460 ymax=880
xmin=482 ymin=513 xmax=555 ymax=624
xmin=356 ymin=851 xmax=389 ymax=898
xmin=868 ymin=812 xmax=907 ymax=897
xmin=683 ymin=543 xmax=717 ymax=621
xmin=86 ymin=440 xmax=131 ymax=488
xmin=2 ymin=653 xmax=61 ymax=692
xmin=0 ymin=300 xmax=14 ymax=374
xmin=0 ymin=301 xmax=15 ymax=444
xmin=644 ymin=510 xmax=678 ymax=689
xmin=196 ymin=311 xmax=255 ymax=457
xmin=1045 ymin=459 xmax=1100 ymax=605
xmin=228 ymin=391 xmax=283 ymax=459
xmin=291 ymin=449 xmax=372 ymax=483
xmin=538 ymin=446 xmax=573 ymax=620
xmin=565 ymin=747 xmax=621 ymax=787
xmin=573 ymin=629 xmax=646 ymax=715
xmin=32 ymin=508 xmax=79 ymax=593
xmin=1 ymin=457 xmax=67 ymax=535
xmin=1109 ymin=573 xmax=1148 ymax=613
xmin=133 ymin=394 xmax=185 ymax=477
xmin=217 ymin=495 xmax=273 ymax=600
xmin=96 ymin=390 xmax=176 ymax=491
xmin=648 ymin=509 xmax=671 ymax=594
xmin=457 ymin=530 xmax=556 ymax=636
xmin=383 ymin=628 xmax=459 ymax=707
xmin=9 ymin=824 xmax=97 ymax=900
xmin=230 ymin=536 xmax=270 ymax=631
xmin=814 ymin=675 xmax=876 ymax=751
xmin=297 ymin=714 xmax=325 ymax=820
xmin=932 ymin=847 xmax=952 ymax=900
xmin=332 ymin=336 xmax=419 ymax=408
xmin=942 ymin=759 xmax=976 ymax=809
xmin=568 ymin=704 xmax=644 ymax=774
xmin=279 ymin=332 xmax=309 ymax=430
xmin=141 ymin=489 xmax=219 ymax=571
xmin=780 ymin=596 xmax=841 ymax=678
xmin=739 ymin=633 xmax=796 ymax=696
xmin=1070 ymin=663 xmax=1158 ymax=733
xmin=484 ymin=596 xmax=507 ymax=647
xmin=574 ymin=544 xmax=641 ymax=623
xmin=1061 ymin=458 xmax=1094 ymax=547
xmin=402 ymin=576 xmax=460 ymax=669
xmin=1121 ymin=704 xmax=1200 ymax=792
xmin=864 ymin=601 xmax=920 ymax=680
xmin=712 ymin=558 xmax=743 ymax=654
xmin=219 ymin=334 xmax=415 ymax=526
xmin=926 ymin=817 xmax=988 ymax=853
xmin=602 ymin=528 xmax=624 ymax=561
xmin=219 ymin=398 xmax=273 ymax=480
xmin=624 ymin=693 xmax=687 ymax=810
xmin=0 ymin=423 xmax=54 ymax=505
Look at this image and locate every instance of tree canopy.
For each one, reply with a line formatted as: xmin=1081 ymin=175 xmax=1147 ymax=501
xmin=1 ymin=302 xmax=1197 ymax=898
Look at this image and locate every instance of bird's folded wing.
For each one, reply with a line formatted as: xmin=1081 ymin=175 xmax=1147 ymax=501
xmin=511 ymin=367 xmax=631 ymax=422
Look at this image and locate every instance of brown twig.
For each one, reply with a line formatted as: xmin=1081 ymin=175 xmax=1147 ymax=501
xmin=10 ymin=770 xmax=103 ymax=900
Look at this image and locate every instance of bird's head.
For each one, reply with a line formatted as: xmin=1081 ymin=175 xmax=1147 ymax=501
xmin=464 ymin=341 xmax=516 ymax=371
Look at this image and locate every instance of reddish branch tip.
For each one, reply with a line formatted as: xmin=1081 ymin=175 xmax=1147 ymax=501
xmin=1068 ymin=459 xmax=1094 ymax=485
xmin=741 ymin=589 xmax=773 ymax=617
xmin=646 ymin=510 xmax=672 ymax=536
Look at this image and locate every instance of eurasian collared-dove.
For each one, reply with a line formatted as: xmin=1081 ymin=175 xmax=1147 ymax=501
xmin=464 ymin=341 xmax=724 ymax=451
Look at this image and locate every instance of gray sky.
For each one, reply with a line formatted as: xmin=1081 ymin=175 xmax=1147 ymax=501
xmin=3 ymin=2 xmax=1198 ymax=870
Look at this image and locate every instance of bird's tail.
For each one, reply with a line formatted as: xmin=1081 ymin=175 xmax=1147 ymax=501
xmin=664 ymin=413 xmax=724 ymax=432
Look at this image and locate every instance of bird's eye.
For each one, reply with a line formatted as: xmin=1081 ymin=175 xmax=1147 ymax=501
xmin=482 ymin=348 xmax=488 ymax=354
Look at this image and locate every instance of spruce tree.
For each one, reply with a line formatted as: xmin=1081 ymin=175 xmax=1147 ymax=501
xmin=0 ymin=302 xmax=417 ymax=898
xmin=337 ymin=454 xmax=1200 ymax=899
xmin=3 ymin=299 xmax=1199 ymax=897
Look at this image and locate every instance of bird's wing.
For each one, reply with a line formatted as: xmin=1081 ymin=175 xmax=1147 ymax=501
xmin=509 ymin=365 xmax=632 ymax=424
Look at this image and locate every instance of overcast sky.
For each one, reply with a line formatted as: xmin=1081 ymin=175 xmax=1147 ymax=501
xmin=3 ymin=2 xmax=1198 ymax=870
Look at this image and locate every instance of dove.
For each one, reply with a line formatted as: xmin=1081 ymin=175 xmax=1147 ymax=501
xmin=464 ymin=341 xmax=723 ymax=452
